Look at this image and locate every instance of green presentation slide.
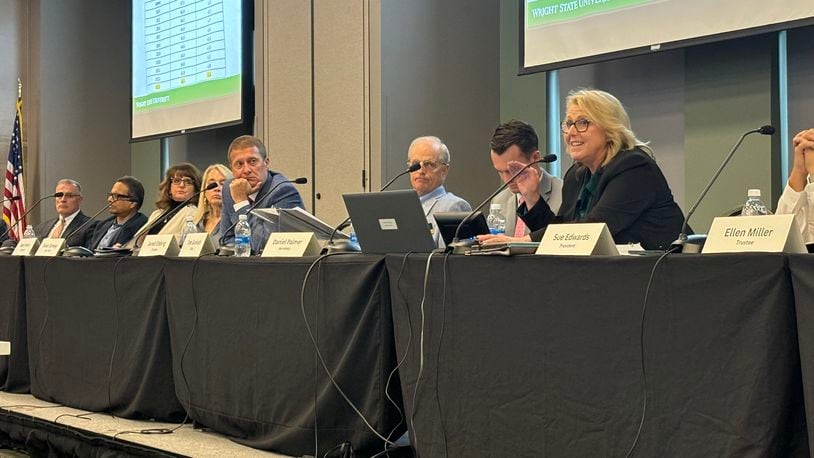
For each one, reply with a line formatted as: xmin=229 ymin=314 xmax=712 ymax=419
xmin=526 ymin=0 xmax=656 ymax=28
xmin=133 ymin=75 xmax=240 ymax=112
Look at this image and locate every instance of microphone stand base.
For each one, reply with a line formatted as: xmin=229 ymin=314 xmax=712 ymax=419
xmin=322 ymin=240 xmax=361 ymax=255
xmin=445 ymin=239 xmax=478 ymax=255
xmin=669 ymin=234 xmax=706 ymax=253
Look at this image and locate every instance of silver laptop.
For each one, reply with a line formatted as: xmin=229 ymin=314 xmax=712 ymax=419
xmin=342 ymin=190 xmax=436 ymax=253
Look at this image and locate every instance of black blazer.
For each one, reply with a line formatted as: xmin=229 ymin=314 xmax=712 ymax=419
xmin=519 ymin=148 xmax=686 ymax=250
xmin=89 ymin=212 xmax=148 ymax=250
xmin=33 ymin=211 xmax=98 ymax=248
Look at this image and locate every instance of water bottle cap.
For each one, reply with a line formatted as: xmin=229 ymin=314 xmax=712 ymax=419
xmin=747 ymin=189 xmax=761 ymax=197
xmin=490 ymin=203 xmax=501 ymax=211
xmin=238 ymin=214 xmax=248 ymax=220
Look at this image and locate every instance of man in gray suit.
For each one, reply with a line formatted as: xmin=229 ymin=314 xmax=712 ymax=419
xmin=489 ymin=120 xmax=563 ymax=240
xmin=408 ymin=136 xmax=471 ymax=247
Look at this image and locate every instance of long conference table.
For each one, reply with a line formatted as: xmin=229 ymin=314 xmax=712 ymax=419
xmin=2 ymin=252 xmax=814 ymax=456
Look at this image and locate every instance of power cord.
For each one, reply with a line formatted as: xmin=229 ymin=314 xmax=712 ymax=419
xmin=381 ymin=253 xmax=415 ymax=452
xmin=624 ymin=246 xmax=679 ymax=457
xmin=300 ymin=252 xmax=396 ymax=457
xmin=409 ymin=251 xmax=439 ymax=454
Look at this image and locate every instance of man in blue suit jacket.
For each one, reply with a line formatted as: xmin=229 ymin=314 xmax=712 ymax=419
xmin=407 ymin=136 xmax=472 ymax=248
xmin=219 ymin=135 xmax=305 ymax=253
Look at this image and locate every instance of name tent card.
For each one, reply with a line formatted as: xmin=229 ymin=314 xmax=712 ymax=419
xmin=35 ymin=238 xmax=66 ymax=257
xmin=179 ymin=233 xmax=215 ymax=257
xmin=12 ymin=238 xmax=40 ymax=256
xmin=138 ymin=234 xmax=180 ymax=257
xmin=703 ymin=214 xmax=805 ymax=254
xmin=0 ymin=341 xmax=9 ymax=356
xmin=262 ymin=232 xmax=321 ymax=257
xmin=536 ymin=223 xmax=619 ymax=256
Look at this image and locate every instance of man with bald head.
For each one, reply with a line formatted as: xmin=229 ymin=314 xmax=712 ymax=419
xmin=407 ymin=136 xmax=471 ymax=247
xmin=34 ymin=179 xmax=96 ymax=248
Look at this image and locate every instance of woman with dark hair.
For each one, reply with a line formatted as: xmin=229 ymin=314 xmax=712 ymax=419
xmin=131 ymin=162 xmax=202 ymax=247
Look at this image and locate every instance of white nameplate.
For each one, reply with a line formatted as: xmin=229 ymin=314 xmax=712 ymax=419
xmin=35 ymin=238 xmax=66 ymax=257
xmin=536 ymin=223 xmax=619 ymax=256
xmin=703 ymin=214 xmax=805 ymax=254
xmin=0 ymin=341 xmax=9 ymax=355
xmin=262 ymin=232 xmax=321 ymax=257
xmin=138 ymin=234 xmax=180 ymax=257
xmin=12 ymin=238 xmax=40 ymax=256
xmin=179 ymin=233 xmax=215 ymax=257
xmin=378 ymin=219 xmax=398 ymax=231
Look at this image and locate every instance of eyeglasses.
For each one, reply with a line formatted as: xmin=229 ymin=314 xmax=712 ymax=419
xmin=108 ymin=193 xmax=132 ymax=201
xmin=561 ymin=118 xmax=591 ymax=133
xmin=407 ymin=160 xmax=447 ymax=171
xmin=171 ymin=177 xmax=195 ymax=186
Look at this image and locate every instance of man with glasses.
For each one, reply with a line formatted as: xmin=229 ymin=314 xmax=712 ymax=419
xmin=34 ymin=179 xmax=97 ymax=248
xmin=488 ymin=120 xmax=563 ymax=240
xmin=407 ymin=136 xmax=471 ymax=247
xmin=89 ymin=176 xmax=148 ymax=250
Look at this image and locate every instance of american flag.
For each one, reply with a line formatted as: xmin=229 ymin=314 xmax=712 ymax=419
xmin=3 ymin=97 xmax=25 ymax=241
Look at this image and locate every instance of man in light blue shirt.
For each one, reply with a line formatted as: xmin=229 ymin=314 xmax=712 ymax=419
xmin=407 ymin=136 xmax=471 ymax=247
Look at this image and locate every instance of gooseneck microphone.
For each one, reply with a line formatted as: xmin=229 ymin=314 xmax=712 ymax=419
xmin=0 ymin=192 xmax=65 ymax=242
xmin=670 ymin=125 xmax=775 ymax=252
xmin=325 ymin=162 xmax=423 ymax=251
xmin=218 ymin=177 xmax=309 ymax=248
xmin=449 ymin=154 xmax=558 ymax=249
xmin=133 ymin=182 xmax=220 ymax=247
xmin=0 ymin=195 xmax=21 ymax=205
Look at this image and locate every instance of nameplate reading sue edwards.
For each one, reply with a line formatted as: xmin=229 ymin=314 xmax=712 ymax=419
xmin=137 ymin=234 xmax=180 ymax=257
xmin=178 ymin=233 xmax=215 ymax=257
xmin=12 ymin=238 xmax=40 ymax=256
xmin=536 ymin=222 xmax=619 ymax=256
xmin=35 ymin=238 xmax=66 ymax=257
xmin=703 ymin=214 xmax=805 ymax=254
xmin=262 ymin=232 xmax=321 ymax=257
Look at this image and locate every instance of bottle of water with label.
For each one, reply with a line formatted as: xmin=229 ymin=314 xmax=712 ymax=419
xmin=23 ymin=224 xmax=36 ymax=239
xmin=180 ymin=215 xmax=198 ymax=247
xmin=741 ymin=189 xmax=769 ymax=216
xmin=234 ymin=214 xmax=252 ymax=257
xmin=486 ymin=203 xmax=506 ymax=235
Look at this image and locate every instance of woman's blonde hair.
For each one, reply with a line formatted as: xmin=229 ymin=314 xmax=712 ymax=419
xmin=194 ymin=164 xmax=233 ymax=225
xmin=565 ymin=89 xmax=652 ymax=166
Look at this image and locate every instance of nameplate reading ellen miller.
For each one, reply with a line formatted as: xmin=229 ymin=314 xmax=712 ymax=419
xmin=703 ymin=214 xmax=805 ymax=253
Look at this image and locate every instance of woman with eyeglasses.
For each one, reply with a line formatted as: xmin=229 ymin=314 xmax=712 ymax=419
xmin=131 ymin=163 xmax=202 ymax=247
xmin=482 ymin=89 xmax=685 ymax=250
xmin=193 ymin=164 xmax=233 ymax=247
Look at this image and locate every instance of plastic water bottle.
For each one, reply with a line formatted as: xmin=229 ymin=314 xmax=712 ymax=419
xmin=180 ymin=215 xmax=198 ymax=247
xmin=234 ymin=214 xmax=252 ymax=257
xmin=486 ymin=203 xmax=506 ymax=235
xmin=23 ymin=224 xmax=36 ymax=239
xmin=741 ymin=189 xmax=769 ymax=216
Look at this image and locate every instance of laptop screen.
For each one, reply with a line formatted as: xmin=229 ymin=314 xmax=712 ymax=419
xmin=342 ymin=190 xmax=437 ymax=253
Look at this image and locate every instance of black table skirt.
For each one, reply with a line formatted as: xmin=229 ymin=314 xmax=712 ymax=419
xmin=0 ymin=257 xmax=29 ymax=392
xmin=387 ymin=253 xmax=808 ymax=457
xmin=789 ymin=254 xmax=814 ymax=453
xmin=163 ymin=255 xmax=405 ymax=457
xmin=24 ymin=257 xmax=184 ymax=421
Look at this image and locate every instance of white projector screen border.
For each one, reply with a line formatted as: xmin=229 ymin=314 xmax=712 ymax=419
xmin=520 ymin=0 xmax=814 ymax=74
xmin=130 ymin=0 xmax=253 ymax=141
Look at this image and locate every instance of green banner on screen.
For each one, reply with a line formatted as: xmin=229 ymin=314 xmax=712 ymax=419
xmin=526 ymin=0 xmax=655 ymax=28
